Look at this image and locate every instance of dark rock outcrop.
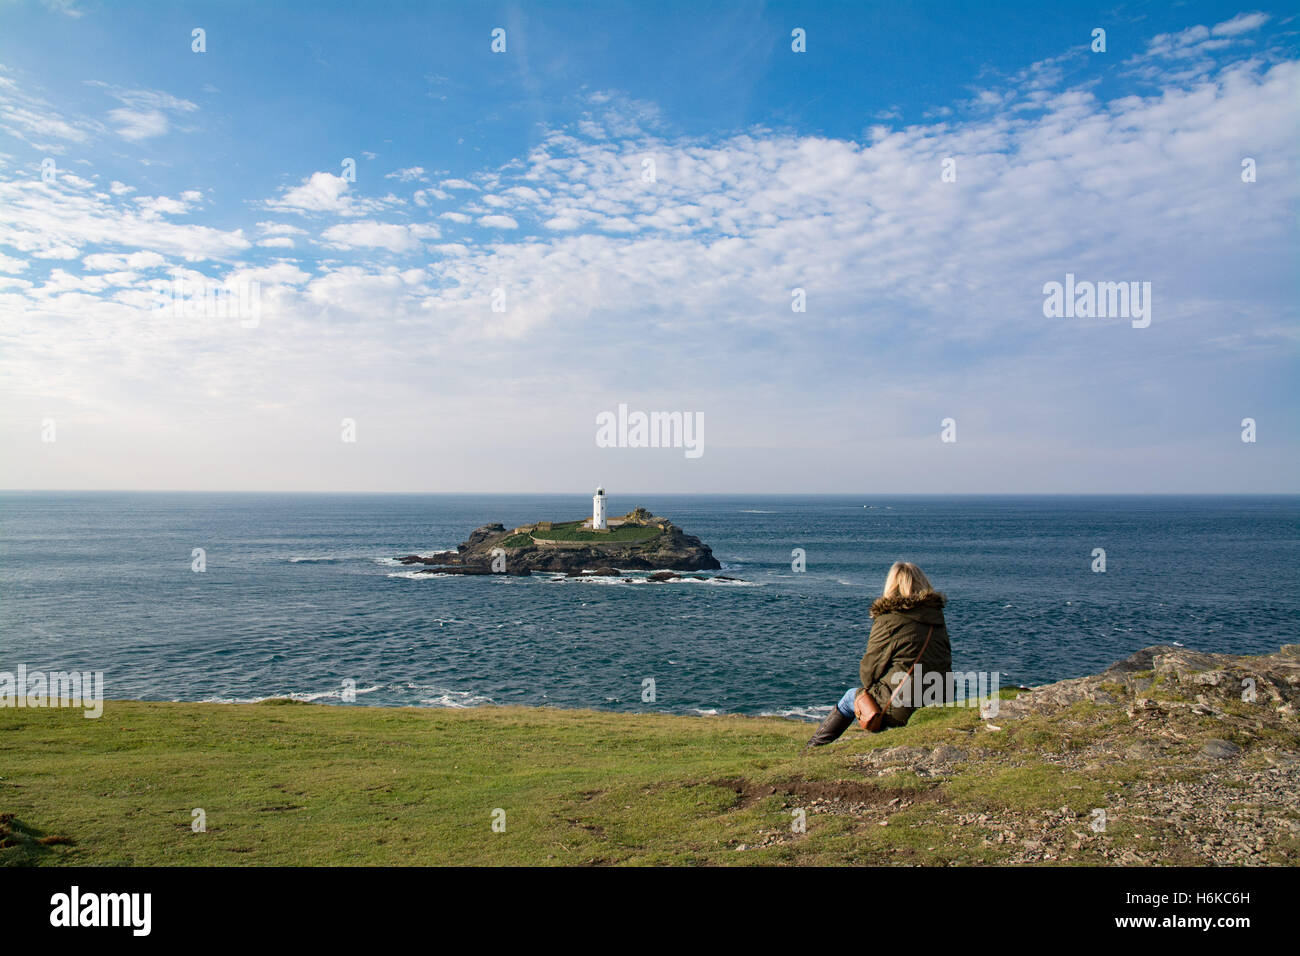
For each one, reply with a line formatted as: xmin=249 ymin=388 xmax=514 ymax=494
xmin=410 ymin=565 xmax=532 ymax=577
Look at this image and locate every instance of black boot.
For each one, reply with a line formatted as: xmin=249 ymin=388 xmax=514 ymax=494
xmin=804 ymin=708 xmax=853 ymax=749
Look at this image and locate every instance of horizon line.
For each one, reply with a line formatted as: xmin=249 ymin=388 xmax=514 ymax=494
xmin=2 ymin=489 xmax=1298 ymax=497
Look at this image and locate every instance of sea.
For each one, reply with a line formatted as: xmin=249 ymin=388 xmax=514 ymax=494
xmin=1 ymin=493 xmax=1296 ymax=719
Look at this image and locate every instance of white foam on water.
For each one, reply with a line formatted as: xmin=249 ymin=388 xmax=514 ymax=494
xmin=403 ymin=683 xmax=494 ymax=708
xmin=198 ymin=684 xmax=383 ymax=705
xmin=760 ymin=706 xmax=829 ymax=721
xmin=675 ymin=576 xmax=759 ymax=587
xmin=294 ymin=684 xmax=384 ymax=702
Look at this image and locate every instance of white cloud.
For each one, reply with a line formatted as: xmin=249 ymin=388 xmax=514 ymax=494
xmin=263 ymin=171 xmax=395 ymax=217
xmin=0 ymin=104 xmax=93 ymax=152
xmin=0 ymin=178 xmax=249 ymax=261
xmin=82 ymin=251 xmax=167 ymax=271
xmin=386 ymin=167 xmax=428 ymax=182
xmin=42 ymin=0 xmax=84 ymax=17
xmin=256 ymin=221 xmax=308 ymax=236
xmin=1138 ymin=12 xmax=1271 ymax=66
xmin=108 ymin=107 xmax=169 ymax=141
xmin=0 ymin=252 xmax=30 ymax=273
xmin=1212 ymin=12 xmax=1270 ymax=37
xmin=320 ymin=220 xmax=441 ymax=252
xmin=91 ymin=85 xmax=199 ymax=141
xmin=0 ymin=70 xmax=98 ymax=152
xmin=134 ymin=195 xmax=191 ymax=218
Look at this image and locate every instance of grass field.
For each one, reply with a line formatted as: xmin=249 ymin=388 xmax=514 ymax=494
xmin=0 ymin=687 xmax=1233 ymax=867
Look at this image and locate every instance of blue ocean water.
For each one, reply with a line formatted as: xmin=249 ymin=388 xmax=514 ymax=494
xmin=1 ymin=493 xmax=1296 ymax=718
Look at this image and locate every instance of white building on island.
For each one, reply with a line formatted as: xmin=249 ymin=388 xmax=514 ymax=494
xmin=592 ymin=486 xmax=607 ymax=530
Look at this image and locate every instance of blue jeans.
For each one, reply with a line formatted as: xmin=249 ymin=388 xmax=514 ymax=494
xmin=836 ymin=686 xmax=860 ymax=719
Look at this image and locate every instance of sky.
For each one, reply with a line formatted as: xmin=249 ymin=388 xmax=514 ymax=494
xmin=0 ymin=0 xmax=1296 ymax=493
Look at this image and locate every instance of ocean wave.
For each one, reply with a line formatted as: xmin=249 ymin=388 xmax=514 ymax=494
xmin=401 ymin=683 xmax=494 ymax=708
xmin=559 ymin=572 xmax=760 ymax=587
xmin=375 ymin=550 xmax=455 ymax=567
xmin=198 ymin=684 xmax=384 ymax=704
xmin=197 ymin=682 xmax=494 ymax=708
xmin=390 ymin=566 xmax=760 ymax=587
xmin=293 ymin=684 xmax=384 ymax=702
xmin=670 ymin=575 xmax=756 ymax=586
xmin=759 ymin=705 xmax=829 ymax=721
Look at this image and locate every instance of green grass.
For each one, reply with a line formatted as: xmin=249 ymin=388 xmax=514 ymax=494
xmin=2 ymin=701 xmax=828 ymax=865
xmin=1 ymin=692 xmax=1283 ymax=866
xmin=513 ymin=519 xmax=662 ymax=545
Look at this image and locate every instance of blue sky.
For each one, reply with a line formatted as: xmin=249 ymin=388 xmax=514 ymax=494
xmin=1 ymin=0 xmax=1297 ymax=492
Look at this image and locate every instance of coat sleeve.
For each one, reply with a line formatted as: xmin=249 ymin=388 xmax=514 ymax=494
xmin=858 ymin=619 xmax=893 ymax=696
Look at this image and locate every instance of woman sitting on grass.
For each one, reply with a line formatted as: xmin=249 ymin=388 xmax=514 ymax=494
xmin=805 ymin=561 xmax=952 ymax=748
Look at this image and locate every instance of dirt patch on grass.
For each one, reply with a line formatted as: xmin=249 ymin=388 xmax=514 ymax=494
xmin=704 ymin=776 xmax=940 ymax=810
xmin=0 ymin=811 xmax=75 ymax=853
xmin=564 ymin=817 xmax=607 ymax=837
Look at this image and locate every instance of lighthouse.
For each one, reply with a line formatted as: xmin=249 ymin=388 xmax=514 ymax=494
xmin=592 ymin=486 xmax=607 ymax=530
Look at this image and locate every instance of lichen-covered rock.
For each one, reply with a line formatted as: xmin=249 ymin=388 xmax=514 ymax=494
xmin=997 ymin=644 xmax=1300 ymax=726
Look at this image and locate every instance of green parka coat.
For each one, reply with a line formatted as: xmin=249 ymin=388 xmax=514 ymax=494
xmin=859 ymin=591 xmax=953 ymax=728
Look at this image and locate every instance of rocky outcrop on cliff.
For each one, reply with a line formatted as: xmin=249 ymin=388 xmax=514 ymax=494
xmin=839 ymin=644 xmax=1300 ymax=865
xmin=995 ymin=643 xmax=1300 ymax=725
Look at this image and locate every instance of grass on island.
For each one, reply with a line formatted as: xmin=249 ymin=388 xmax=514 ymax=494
xmin=8 ymin=685 xmax=1289 ymax=867
xmin=504 ymin=519 xmax=662 ymax=548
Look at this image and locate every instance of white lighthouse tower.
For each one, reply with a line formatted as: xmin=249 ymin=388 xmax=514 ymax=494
xmin=592 ymin=486 xmax=607 ymax=530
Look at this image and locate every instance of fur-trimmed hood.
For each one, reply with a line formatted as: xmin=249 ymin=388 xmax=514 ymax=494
xmin=869 ymin=590 xmax=947 ymax=618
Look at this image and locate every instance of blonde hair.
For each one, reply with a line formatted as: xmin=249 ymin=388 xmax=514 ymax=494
xmin=882 ymin=561 xmax=933 ymax=599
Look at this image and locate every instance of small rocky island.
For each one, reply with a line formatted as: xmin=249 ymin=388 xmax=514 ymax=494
xmin=398 ymin=489 xmax=724 ymax=578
